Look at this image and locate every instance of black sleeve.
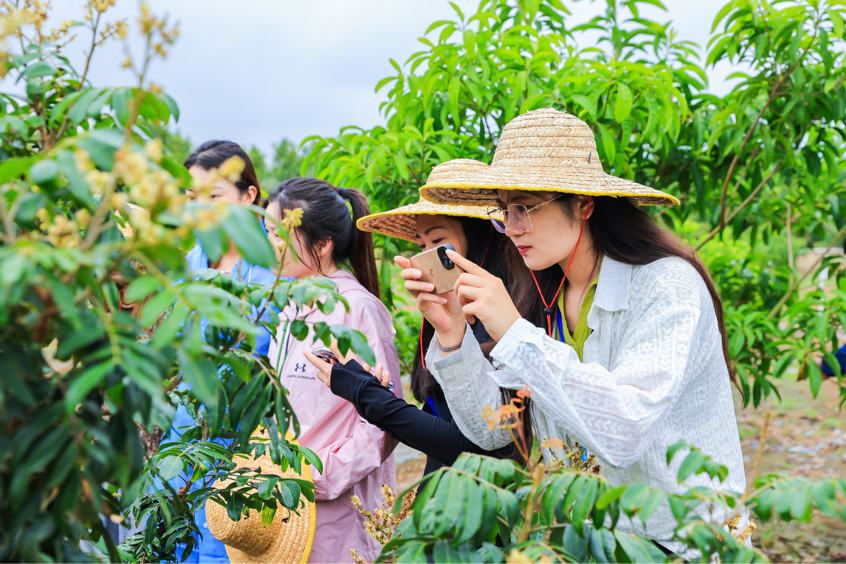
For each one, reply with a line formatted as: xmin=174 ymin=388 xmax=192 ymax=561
xmin=330 ymin=360 xmax=495 ymax=466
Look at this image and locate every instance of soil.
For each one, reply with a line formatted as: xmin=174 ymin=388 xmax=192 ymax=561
xmin=392 ymin=376 xmax=846 ymax=562
xmin=737 ymin=376 xmax=846 ymax=563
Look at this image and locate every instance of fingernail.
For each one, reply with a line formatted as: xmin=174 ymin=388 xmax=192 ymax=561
xmin=439 ymin=297 xmax=447 ymax=304
xmin=426 ymin=284 xmax=435 ymax=291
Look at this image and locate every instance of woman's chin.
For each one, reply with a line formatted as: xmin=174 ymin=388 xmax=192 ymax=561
xmin=521 ymin=254 xmax=556 ymax=271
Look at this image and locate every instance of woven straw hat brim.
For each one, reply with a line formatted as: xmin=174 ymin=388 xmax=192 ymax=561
xmin=419 ymin=168 xmax=679 ymax=207
xmin=206 ymin=433 xmax=315 ymax=564
xmin=418 ymin=108 xmax=679 ymax=208
xmin=356 ymin=199 xmax=498 ymax=243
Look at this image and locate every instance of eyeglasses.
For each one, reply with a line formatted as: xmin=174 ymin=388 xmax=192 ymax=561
xmin=487 ymin=194 xmax=563 ymax=233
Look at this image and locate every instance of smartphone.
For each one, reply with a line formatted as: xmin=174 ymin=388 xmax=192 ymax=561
xmin=311 ymin=346 xmax=337 ymax=363
xmin=410 ymin=243 xmax=462 ymax=295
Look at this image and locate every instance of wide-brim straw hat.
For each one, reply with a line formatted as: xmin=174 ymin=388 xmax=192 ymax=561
xmin=419 ymin=109 xmax=679 ymax=207
xmin=356 ymin=196 xmax=501 ymax=243
xmin=205 ymin=430 xmax=316 ymax=564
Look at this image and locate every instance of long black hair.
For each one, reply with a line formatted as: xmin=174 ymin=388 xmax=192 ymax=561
xmin=264 ymin=178 xmax=380 ymax=298
xmin=506 ymin=195 xmax=739 ymax=395
xmin=183 ymin=140 xmax=262 ymax=206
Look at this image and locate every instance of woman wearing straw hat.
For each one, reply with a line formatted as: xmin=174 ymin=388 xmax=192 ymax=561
xmin=305 ymin=198 xmax=522 ymax=483
xmin=397 ymin=109 xmax=748 ymax=556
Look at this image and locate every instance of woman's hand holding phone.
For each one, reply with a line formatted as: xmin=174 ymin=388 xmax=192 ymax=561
xmin=395 ymin=255 xmax=466 ymax=349
xmin=446 ymin=250 xmax=521 ymax=342
xmin=305 ymin=339 xmax=393 ymax=389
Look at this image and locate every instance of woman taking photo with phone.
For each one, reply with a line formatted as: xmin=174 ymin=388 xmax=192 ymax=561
xmin=403 ymin=109 xmax=748 ymax=556
xmin=265 ymin=178 xmax=401 ymax=564
xmin=305 ymin=194 xmax=522 ymax=484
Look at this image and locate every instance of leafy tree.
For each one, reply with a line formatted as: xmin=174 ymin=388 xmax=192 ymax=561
xmin=249 ymin=138 xmax=312 ymax=195
xmin=0 ymin=2 xmax=373 ymax=562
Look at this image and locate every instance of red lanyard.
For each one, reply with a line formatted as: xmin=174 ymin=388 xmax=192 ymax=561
xmin=529 ymin=196 xmax=591 ymax=338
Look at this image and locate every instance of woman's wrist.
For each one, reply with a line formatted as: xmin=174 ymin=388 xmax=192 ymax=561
xmin=435 ymin=323 xmax=466 ymax=352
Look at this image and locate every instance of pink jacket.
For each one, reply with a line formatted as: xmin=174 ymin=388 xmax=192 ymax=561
xmin=269 ymin=270 xmax=402 ymax=564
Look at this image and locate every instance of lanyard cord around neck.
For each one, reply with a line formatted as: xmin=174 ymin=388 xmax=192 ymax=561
xmin=419 ymin=232 xmax=492 ymax=372
xmin=529 ymin=195 xmax=591 ymax=338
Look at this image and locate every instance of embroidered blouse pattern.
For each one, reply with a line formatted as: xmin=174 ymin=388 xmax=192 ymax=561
xmin=426 ymin=257 xmax=747 ymax=544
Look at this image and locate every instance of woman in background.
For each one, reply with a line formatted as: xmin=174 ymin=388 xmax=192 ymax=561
xmin=265 ymin=178 xmax=402 ymax=564
xmin=167 ymin=140 xmax=277 ymax=563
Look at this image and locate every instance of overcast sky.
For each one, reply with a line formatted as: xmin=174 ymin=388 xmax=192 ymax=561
xmin=34 ymin=0 xmax=738 ymax=158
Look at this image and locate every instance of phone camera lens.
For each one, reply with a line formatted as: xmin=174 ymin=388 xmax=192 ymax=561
xmin=437 ymin=246 xmax=455 ymax=270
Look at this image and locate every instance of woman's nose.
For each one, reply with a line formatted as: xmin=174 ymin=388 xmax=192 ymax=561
xmin=504 ymin=221 xmax=523 ymax=237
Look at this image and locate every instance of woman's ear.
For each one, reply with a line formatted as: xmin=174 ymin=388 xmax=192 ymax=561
xmin=317 ymin=239 xmax=334 ymax=261
xmin=578 ymin=195 xmax=594 ymax=221
xmin=241 ymin=185 xmax=258 ymax=206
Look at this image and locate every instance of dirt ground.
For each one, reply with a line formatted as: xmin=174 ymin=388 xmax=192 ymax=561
xmin=393 ymin=376 xmax=846 ymax=562
xmin=736 ymin=376 xmax=846 ymax=563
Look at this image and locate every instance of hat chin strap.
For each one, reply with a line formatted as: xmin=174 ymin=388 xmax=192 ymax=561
xmin=529 ymin=196 xmax=591 ymax=338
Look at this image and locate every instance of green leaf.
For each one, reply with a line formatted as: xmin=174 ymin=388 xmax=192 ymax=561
xmin=571 ymin=477 xmax=598 ymax=536
xmin=677 ymin=450 xmax=706 ymax=483
xmin=226 ymin=493 xmax=245 ymax=521
xmin=125 ymin=276 xmax=163 ymax=302
xmin=157 ymin=456 xmax=184 ymax=482
xmin=789 ymin=487 xmax=812 ymax=522
xmin=666 ymin=440 xmax=690 ymax=466
xmin=177 ymin=350 xmax=218 ymax=405
xmin=23 ymin=61 xmax=55 ymax=78
xmin=28 ymin=159 xmax=59 ymax=185
xmin=350 ymin=330 xmax=376 ymax=366
xmin=433 ymin=472 xmax=465 ymax=535
xmin=64 ymin=361 xmax=115 ymax=412
xmin=221 ymin=205 xmax=277 ymax=268
xmin=614 ymin=83 xmax=633 ymax=123
xmin=806 ymin=362 xmax=822 ymax=398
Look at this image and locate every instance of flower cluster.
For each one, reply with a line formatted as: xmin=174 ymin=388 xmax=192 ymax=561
xmin=349 ymin=485 xmax=415 ymax=564
xmin=541 ymin=437 xmax=601 ymax=475
xmin=481 ymin=386 xmax=531 ymax=431
xmin=137 ymin=1 xmax=178 ymax=59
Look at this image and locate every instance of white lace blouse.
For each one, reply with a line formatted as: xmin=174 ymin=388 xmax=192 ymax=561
xmin=426 ymin=256 xmax=747 ymax=545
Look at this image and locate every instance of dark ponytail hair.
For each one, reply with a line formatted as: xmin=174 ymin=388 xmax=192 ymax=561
xmin=264 ymin=178 xmax=380 ymax=298
xmin=506 ymin=195 xmax=740 ymax=396
xmin=184 ymin=140 xmax=262 ymax=206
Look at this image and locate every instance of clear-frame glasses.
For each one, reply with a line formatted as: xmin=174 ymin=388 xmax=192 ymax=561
xmin=487 ymin=193 xmax=563 ymax=233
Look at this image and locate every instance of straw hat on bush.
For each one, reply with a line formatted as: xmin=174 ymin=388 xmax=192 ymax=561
xmin=358 ymin=158 xmax=504 ymax=242
xmin=419 ymin=108 xmax=679 ymax=208
xmin=205 ymin=430 xmax=316 ymax=564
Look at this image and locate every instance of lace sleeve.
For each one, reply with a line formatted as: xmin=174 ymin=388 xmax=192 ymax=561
xmin=425 ymin=324 xmax=514 ymax=450
xmin=490 ymin=261 xmax=703 ymax=469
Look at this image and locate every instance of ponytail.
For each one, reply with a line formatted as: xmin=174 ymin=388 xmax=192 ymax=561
xmin=338 ymin=187 xmax=380 ymax=299
xmin=265 ymin=178 xmax=380 ymax=298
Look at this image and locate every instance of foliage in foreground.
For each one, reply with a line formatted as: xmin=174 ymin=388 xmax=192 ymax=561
xmin=379 ymin=395 xmax=846 ymax=563
xmin=307 ymin=0 xmax=846 ymax=407
xmin=0 ymin=3 xmax=374 ymax=562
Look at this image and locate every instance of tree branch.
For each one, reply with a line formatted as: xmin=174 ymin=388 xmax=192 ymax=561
xmin=697 ymin=165 xmax=779 ymax=250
